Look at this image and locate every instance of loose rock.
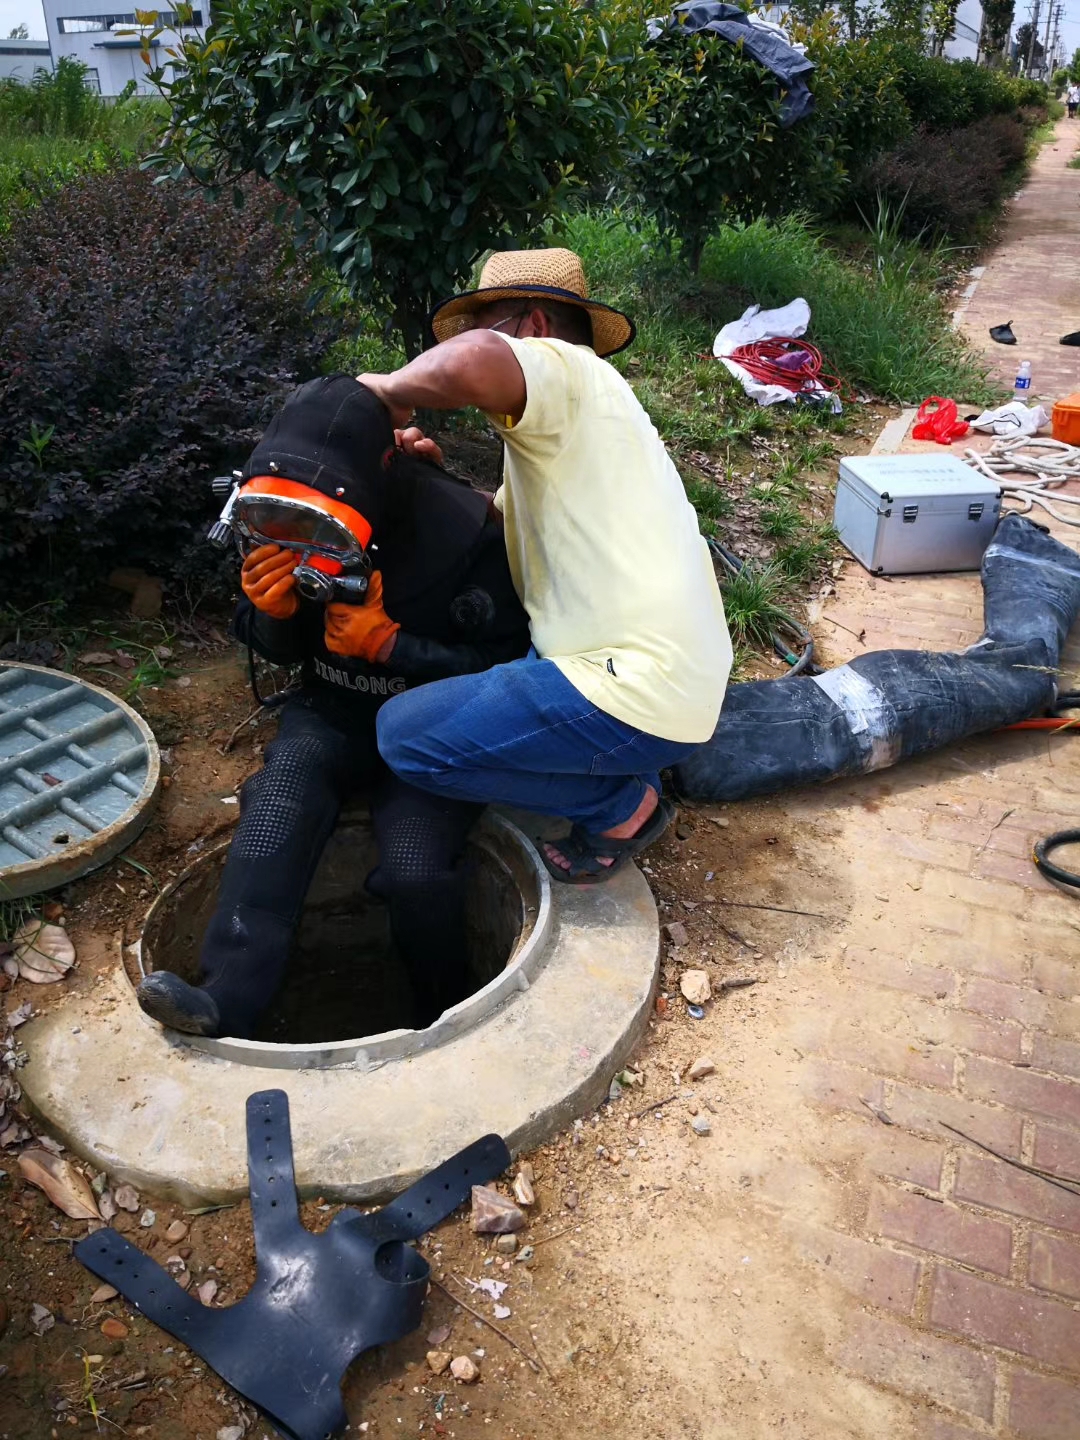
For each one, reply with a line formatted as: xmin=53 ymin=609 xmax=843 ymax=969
xmin=427 ymin=1350 xmax=452 ymax=1376
xmin=494 ymin=1233 xmax=518 ymax=1255
xmin=665 ymin=921 xmax=689 ymax=947
xmin=691 ymin=1116 xmax=712 ymax=1137
xmin=450 ymin=1355 xmax=480 ymax=1384
xmin=30 ymin=1303 xmax=54 ymax=1335
xmin=217 ymin=1427 xmax=244 ymax=1440
xmin=114 ymin=1184 xmax=139 ymax=1212
xmin=165 ymin=1219 xmax=189 ymax=1243
xmin=139 ymin=1208 xmax=156 ymax=1228
xmin=563 ymin=1190 xmax=579 ymax=1211
xmin=197 ymin=1280 xmax=218 ymax=1306
xmin=90 ymin=1285 xmax=118 ymax=1305
xmin=470 ymin=1185 xmax=526 ymax=1235
xmin=680 ymin=970 xmax=711 ymax=1005
xmin=512 ymin=1165 xmax=535 ymax=1208
xmin=101 ymin=1318 xmax=128 ymax=1339
xmin=688 ymin=1057 xmax=716 ymax=1081
xmin=427 ymin=1323 xmax=452 ymax=1346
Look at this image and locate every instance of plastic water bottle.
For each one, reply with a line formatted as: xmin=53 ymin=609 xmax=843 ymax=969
xmin=1014 ymin=360 xmax=1033 ymax=396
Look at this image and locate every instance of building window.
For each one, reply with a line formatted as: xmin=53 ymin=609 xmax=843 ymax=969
xmin=83 ymin=67 xmax=100 ymax=91
xmin=58 ymin=10 xmax=201 ymax=33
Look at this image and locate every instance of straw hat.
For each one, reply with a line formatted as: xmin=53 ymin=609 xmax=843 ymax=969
xmin=429 ymin=248 xmax=635 ymax=358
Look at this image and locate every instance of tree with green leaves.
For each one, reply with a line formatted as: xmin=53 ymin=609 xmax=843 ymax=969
xmin=926 ymin=0 xmax=961 ymax=56
xmin=145 ymin=0 xmax=645 ymax=356
xmin=978 ymin=0 xmax=1014 ymax=61
xmin=8 ymin=23 xmax=29 ymax=38
xmin=1014 ymin=21 xmax=1044 ymax=71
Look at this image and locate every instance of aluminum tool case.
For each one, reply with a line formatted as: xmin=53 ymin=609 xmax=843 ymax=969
xmin=833 ymin=454 xmax=1001 ymax=575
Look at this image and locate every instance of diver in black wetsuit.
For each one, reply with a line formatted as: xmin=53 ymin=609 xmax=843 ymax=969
xmin=136 ymin=375 xmax=529 ymax=1039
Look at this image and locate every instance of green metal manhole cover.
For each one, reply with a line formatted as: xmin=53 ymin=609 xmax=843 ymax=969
xmin=0 ymin=664 xmax=160 ymax=900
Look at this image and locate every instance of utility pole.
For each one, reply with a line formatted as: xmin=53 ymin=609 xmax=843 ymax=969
xmin=1042 ymin=0 xmax=1055 ymax=73
xmin=1027 ymin=0 xmax=1041 ymax=74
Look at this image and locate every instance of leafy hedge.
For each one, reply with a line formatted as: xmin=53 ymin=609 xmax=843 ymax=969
xmin=0 ymin=168 xmax=332 ymax=604
xmin=629 ymin=17 xmax=1048 ymax=252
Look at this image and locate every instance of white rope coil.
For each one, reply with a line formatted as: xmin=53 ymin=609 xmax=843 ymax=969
xmin=963 ymin=436 xmax=1080 ymax=527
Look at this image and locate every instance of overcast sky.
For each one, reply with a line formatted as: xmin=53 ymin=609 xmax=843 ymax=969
xmin=4 ymin=0 xmax=1080 ymax=70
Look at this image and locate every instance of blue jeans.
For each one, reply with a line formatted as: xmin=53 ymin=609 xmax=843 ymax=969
xmin=376 ymin=654 xmax=701 ymax=832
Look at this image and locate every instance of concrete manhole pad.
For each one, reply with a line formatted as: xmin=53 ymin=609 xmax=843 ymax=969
xmin=0 ymin=663 xmax=160 ymax=899
xmin=19 ymin=816 xmax=659 ymax=1204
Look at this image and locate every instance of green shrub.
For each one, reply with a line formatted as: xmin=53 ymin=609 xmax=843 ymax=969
xmin=147 ymin=0 xmax=645 ymax=356
xmin=804 ymin=26 xmax=912 ymax=164
xmin=631 ymin=20 xmax=848 ymax=268
xmin=0 ymin=168 xmax=333 ymax=605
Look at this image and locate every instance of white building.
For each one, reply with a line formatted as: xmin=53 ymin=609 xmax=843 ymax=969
xmin=40 ymin=2 xmax=204 ymax=96
xmin=0 ymin=37 xmax=53 ymax=82
xmin=942 ymin=0 xmax=984 ymax=60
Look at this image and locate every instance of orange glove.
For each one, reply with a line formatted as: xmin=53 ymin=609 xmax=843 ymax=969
xmin=324 ymin=570 xmax=400 ymax=662
xmin=241 ymin=544 xmax=299 ymax=620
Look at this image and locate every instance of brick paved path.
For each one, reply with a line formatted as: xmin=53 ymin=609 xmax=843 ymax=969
xmin=583 ymin=121 xmax=1080 ymax=1440
xmin=760 ymin=124 xmax=1080 ymax=1437
xmin=959 ymin=114 xmax=1080 ymax=403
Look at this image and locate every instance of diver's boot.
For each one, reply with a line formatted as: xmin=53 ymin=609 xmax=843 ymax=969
xmin=136 ymin=971 xmax=221 ymax=1037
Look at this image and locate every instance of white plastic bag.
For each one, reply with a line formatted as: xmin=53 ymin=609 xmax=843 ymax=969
xmin=969 ymin=401 xmax=1050 ymax=437
xmin=712 ymin=299 xmax=840 ymax=411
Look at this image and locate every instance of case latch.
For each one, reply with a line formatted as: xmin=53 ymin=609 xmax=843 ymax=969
xmin=902 ymin=505 xmax=919 ymax=524
xmin=968 ymin=502 xmax=985 ymax=521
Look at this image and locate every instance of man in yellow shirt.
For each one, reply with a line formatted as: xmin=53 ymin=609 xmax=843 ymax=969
xmin=364 ymin=249 xmax=732 ymax=883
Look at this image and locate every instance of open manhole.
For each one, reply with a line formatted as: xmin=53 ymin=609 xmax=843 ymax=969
xmin=0 ymin=664 xmax=159 ymax=899
xmin=134 ymin=810 xmax=546 ymax=1066
xmin=21 ymin=809 xmax=659 ymax=1202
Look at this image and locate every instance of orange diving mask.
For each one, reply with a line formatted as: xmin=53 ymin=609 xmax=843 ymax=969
xmin=209 ymin=474 xmax=374 ymax=603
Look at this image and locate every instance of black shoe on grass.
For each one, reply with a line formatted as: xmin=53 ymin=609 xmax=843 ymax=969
xmin=136 ymin=971 xmax=221 ymax=1037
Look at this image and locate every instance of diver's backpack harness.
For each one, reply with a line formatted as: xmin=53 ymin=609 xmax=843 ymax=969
xmin=75 ymin=1090 xmax=510 ymax=1440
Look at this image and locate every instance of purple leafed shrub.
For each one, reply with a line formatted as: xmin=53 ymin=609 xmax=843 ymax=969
xmin=855 ymin=114 xmax=1031 ymax=240
xmin=1 ymin=167 xmax=331 ymax=607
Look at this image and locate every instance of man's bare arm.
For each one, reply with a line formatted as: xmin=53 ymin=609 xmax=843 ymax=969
xmin=359 ymin=331 xmax=527 ymax=429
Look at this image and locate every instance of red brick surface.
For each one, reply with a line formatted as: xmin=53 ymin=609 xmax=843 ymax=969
xmin=1032 ymin=1125 xmax=1080 ymax=1181
xmin=867 ymin=1184 xmax=1013 ymax=1277
xmin=953 ymin=1152 xmax=1080 ymax=1237
xmin=1029 ymin=1231 xmax=1080 ymax=1302
xmin=964 ymin=1057 xmax=1080 ymax=1128
xmin=791 ymin=1221 xmax=921 ymax=1314
xmin=836 ymin=1311 xmax=996 ymax=1420
xmin=1007 ymin=1369 xmax=1080 ymax=1440
xmin=929 ymin=1265 xmax=1080 ymax=1373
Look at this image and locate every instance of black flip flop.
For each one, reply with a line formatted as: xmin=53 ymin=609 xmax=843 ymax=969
xmin=990 ymin=323 xmax=1017 ymax=345
xmin=540 ymin=798 xmax=676 ymax=885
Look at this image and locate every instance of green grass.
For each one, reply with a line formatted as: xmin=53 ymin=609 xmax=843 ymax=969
xmin=0 ymin=895 xmax=38 ymax=941
xmin=774 ymin=524 xmax=838 ymax=582
xmin=719 ymin=562 xmax=793 ymax=649
xmin=684 ymin=477 xmax=734 ymax=536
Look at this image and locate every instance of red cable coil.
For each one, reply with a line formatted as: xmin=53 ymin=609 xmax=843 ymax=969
xmin=728 ymin=338 xmax=851 ymax=400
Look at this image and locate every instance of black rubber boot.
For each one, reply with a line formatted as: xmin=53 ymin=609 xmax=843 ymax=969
xmin=137 ymin=971 xmax=222 ymax=1037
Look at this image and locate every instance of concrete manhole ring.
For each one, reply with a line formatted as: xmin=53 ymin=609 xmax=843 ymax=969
xmin=19 ymin=814 xmax=660 ymax=1204
xmin=0 ymin=663 xmax=160 ymax=899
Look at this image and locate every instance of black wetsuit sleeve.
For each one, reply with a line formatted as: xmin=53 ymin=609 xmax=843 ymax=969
xmin=386 ymin=520 xmax=529 ymax=681
xmin=388 ymin=628 xmax=521 ymax=680
xmin=232 ymin=596 xmax=309 ymax=666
